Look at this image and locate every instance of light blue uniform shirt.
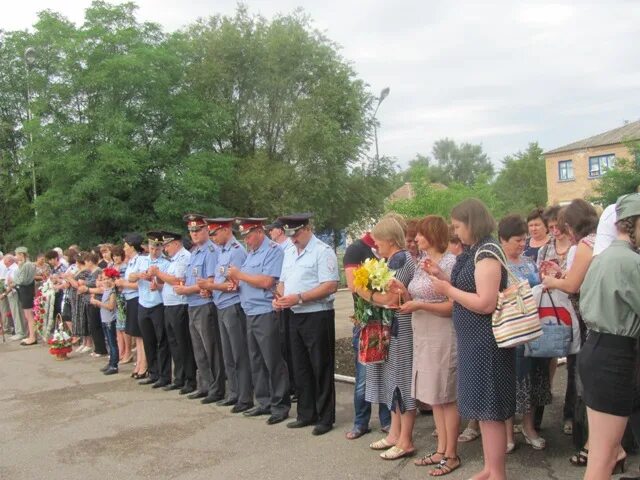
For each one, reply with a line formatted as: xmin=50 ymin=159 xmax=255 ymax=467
xmin=280 ymin=234 xmax=339 ymax=314
xmin=239 ymin=236 xmax=283 ymax=316
xmin=278 ymin=238 xmax=296 ymax=254
xmin=136 ymin=254 xmax=169 ymax=308
xmin=161 ymin=247 xmax=191 ymax=306
xmin=123 ymin=254 xmax=142 ymax=300
xmin=213 ymin=237 xmax=246 ymax=310
xmin=184 ymin=240 xmax=218 ymax=307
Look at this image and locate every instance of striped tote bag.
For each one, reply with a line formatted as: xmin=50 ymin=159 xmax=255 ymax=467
xmin=474 ymin=247 xmax=542 ymax=348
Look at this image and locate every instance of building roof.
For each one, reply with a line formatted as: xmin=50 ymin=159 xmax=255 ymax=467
xmin=386 ymin=182 xmax=447 ymax=203
xmin=545 ymin=119 xmax=640 ymax=155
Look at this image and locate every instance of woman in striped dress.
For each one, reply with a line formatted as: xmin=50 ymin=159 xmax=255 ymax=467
xmin=354 ymin=216 xmax=416 ymax=460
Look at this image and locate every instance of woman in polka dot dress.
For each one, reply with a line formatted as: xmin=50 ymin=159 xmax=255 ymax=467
xmin=428 ymin=199 xmax=515 ymax=480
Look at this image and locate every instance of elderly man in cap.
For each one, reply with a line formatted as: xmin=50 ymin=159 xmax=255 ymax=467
xmin=148 ymin=231 xmax=198 ymax=394
xmin=197 ymin=218 xmax=253 ymax=412
xmin=129 ymin=232 xmax=171 ymax=388
xmin=226 ymin=218 xmax=290 ymax=425
xmin=274 ymin=213 xmax=339 ymax=436
xmin=173 ymin=213 xmax=226 ymax=404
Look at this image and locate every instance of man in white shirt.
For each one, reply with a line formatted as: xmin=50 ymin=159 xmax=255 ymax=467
xmin=0 ymin=252 xmax=9 ymax=335
xmin=3 ymin=255 xmax=25 ymax=340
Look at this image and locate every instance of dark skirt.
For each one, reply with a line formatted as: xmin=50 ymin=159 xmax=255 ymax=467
xmin=16 ymin=283 xmax=36 ymax=309
xmin=125 ymin=297 xmax=142 ymax=337
xmin=579 ymin=331 xmax=637 ymax=417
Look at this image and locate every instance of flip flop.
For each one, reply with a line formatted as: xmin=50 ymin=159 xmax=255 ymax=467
xmin=345 ymin=426 xmax=371 ymax=440
xmin=370 ymin=438 xmax=395 ymax=450
xmin=380 ymin=445 xmax=416 ymax=460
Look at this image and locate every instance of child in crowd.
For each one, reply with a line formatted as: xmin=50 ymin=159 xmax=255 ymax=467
xmin=90 ymin=268 xmax=119 ymax=375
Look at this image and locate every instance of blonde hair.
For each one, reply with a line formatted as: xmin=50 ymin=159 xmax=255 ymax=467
xmin=372 ymin=216 xmax=406 ymax=249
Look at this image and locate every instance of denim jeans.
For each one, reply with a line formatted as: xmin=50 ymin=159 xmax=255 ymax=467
xmin=352 ymin=326 xmax=391 ymax=430
xmin=102 ymin=321 xmax=119 ymax=369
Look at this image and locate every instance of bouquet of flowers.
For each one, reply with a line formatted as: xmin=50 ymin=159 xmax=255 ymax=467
xmin=352 ymin=258 xmax=396 ymax=364
xmin=48 ymin=320 xmax=72 ymax=359
xmin=352 ymin=258 xmax=396 ymax=326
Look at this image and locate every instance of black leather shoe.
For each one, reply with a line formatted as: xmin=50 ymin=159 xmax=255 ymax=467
xmin=267 ymin=413 xmax=289 ymax=425
xmin=230 ymin=403 xmax=253 ymax=414
xmin=312 ymin=424 xmax=333 ymax=436
xmin=201 ymin=394 xmax=224 ymax=404
xmin=286 ymin=419 xmax=314 ymax=429
xmin=187 ymin=391 xmax=208 ymax=400
xmin=162 ymin=383 xmax=183 ymax=392
xmin=100 ymin=364 xmax=110 ymax=372
xmin=152 ymin=381 xmax=170 ymax=389
xmin=243 ymin=406 xmax=271 ymax=417
xmin=103 ymin=367 xmax=118 ymax=375
xmin=138 ymin=378 xmax=157 ymax=386
xmin=216 ymin=397 xmax=237 ymax=406
xmin=179 ymin=386 xmax=196 ymax=395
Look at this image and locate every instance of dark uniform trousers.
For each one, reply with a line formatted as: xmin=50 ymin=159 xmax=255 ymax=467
xmin=138 ymin=304 xmax=171 ymax=383
xmin=88 ymin=305 xmax=108 ymax=355
xmin=246 ymin=312 xmax=290 ymax=416
xmin=218 ymin=303 xmax=253 ymax=406
xmin=188 ymin=303 xmax=226 ymax=397
xmin=164 ymin=304 xmax=197 ymax=389
xmin=289 ymin=309 xmax=335 ymax=426
xmin=278 ymin=308 xmax=297 ymax=395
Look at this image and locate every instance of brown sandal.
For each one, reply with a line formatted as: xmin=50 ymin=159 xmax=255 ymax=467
xmin=430 ymin=456 xmax=461 ymax=477
xmin=415 ymin=451 xmax=444 ymax=466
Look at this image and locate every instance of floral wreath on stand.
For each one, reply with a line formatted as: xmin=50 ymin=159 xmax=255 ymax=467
xmin=34 ymin=279 xmax=57 ymax=339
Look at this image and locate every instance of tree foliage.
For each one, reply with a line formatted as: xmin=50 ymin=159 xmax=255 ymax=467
xmin=493 ymin=142 xmax=547 ymax=214
xmin=590 ymin=140 xmax=640 ymax=206
xmin=0 ymin=2 xmax=396 ymax=251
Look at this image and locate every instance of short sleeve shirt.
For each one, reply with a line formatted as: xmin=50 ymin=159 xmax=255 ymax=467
xmin=212 ymin=237 xmax=247 ymax=309
xmin=280 ymin=234 xmax=339 ymax=313
xmin=136 ymin=255 xmax=169 ymax=308
xmin=239 ymin=236 xmax=283 ymax=316
xmin=123 ymin=254 xmax=142 ymax=300
xmin=184 ymin=240 xmax=218 ymax=307
xmin=161 ymin=247 xmax=191 ymax=306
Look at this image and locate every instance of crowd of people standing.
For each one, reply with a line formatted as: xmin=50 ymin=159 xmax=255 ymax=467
xmin=2 ymin=195 xmax=640 ymax=479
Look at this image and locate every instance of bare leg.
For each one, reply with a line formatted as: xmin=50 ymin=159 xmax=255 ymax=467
xmin=23 ymin=308 xmax=35 ymax=342
xmin=478 ymin=420 xmax=507 ymax=480
xmin=135 ymin=337 xmax=147 ymax=374
xmin=395 ymin=407 xmax=416 ymax=452
xmin=584 ymin=408 xmax=628 ymax=480
xmin=505 ymin=417 xmax=515 ymax=448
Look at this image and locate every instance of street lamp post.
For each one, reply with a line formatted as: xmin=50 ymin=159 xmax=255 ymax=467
xmin=372 ymin=86 xmax=390 ymax=164
xmin=24 ymin=47 xmax=37 ymax=217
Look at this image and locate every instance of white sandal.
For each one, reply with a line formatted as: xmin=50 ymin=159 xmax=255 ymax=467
xmin=458 ymin=427 xmax=480 ymax=443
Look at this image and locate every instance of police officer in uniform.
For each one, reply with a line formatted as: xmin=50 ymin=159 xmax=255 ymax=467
xmin=130 ymin=232 xmax=171 ymax=388
xmin=227 ymin=218 xmax=290 ymax=425
xmin=197 ymin=218 xmax=253 ymax=412
xmin=266 ymin=219 xmax=297 ymax=399
xmin=148 ymin=231 xmax=197 ymax=394
xmin=173 ymin=214 xmax=226 ymax=403
xmin=275 ymin=213 xmax=339 ymax=436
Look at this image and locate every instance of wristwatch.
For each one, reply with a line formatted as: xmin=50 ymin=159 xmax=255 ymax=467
xmin=297 ymin=293 xmax=304 ymax=305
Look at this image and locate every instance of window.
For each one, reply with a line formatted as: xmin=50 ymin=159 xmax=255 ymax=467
xmin=588 ymin=154 xmax=615 ymax=178
xmin=558 ymin=160 xmax=574 ymax=181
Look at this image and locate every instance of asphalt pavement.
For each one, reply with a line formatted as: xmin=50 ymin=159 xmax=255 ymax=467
xmin=1 ymin=291 xmax=638 ymax=479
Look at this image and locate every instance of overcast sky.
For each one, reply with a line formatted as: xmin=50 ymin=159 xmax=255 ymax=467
xmin=3 ymin=1 xmax=640 ymax=168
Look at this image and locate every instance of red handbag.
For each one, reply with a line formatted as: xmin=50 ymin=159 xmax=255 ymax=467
xmin=358 ymin=321 xmax=391 ymax=364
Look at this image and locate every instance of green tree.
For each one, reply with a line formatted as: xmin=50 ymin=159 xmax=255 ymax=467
xmin=388 ymin=176 xmax=501 ymax=220
xmin=430 ymin=138 xmax=494 ymax=186
xmin=590 ymin=140 xmax=640 ymax=206
xmin=493 ymin=142 xmax=547 ymax=214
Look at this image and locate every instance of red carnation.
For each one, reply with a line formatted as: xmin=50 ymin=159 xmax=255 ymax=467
xmin=103 ymin=267 xmax=120 ymax=279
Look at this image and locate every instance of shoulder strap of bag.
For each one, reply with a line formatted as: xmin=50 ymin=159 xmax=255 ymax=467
xmin=474 ymin=247 xmax=519 ymax=286
xmin=540 ymin=290 xmax=561 ymax=325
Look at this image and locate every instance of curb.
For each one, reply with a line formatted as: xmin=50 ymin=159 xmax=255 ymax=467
xmin=335 ymin=374 xmax=355 ymax=385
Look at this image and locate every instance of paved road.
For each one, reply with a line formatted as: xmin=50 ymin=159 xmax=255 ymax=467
xmin=1 ymin=305 xmax=638 ymax=479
